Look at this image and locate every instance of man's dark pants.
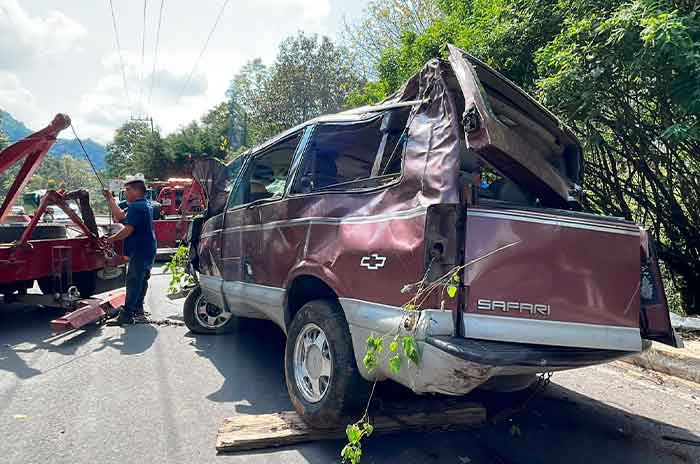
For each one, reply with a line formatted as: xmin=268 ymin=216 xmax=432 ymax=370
xmin=124 ymin=255 xmax=155 ymax=316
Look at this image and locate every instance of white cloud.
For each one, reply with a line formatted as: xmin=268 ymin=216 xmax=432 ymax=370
xmin=74 ymin=50 xmax=215 ymax=143
xmin=0 ymin=0 xmax=87 ymax=69
xmin=0 ymin=71 xmax=44 ymax=130
xmin=253 ymin=0 xmax=331 ymax=29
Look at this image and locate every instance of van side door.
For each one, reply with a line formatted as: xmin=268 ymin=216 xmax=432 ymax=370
xmin=221 ymin=131 xmax=303 ymax=321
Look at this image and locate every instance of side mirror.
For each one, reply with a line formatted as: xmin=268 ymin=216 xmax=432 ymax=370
xmin=298 ymin=175 xmax=313 ymax=193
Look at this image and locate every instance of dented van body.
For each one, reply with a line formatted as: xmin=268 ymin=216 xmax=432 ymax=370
xmin=186 ymin=45 xmax=680 ymax=426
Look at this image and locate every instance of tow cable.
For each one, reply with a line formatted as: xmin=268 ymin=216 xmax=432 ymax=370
xmin=103 ymin=313 xmax=186 ymax=327
xmin=134 ymin=318 xmax=185 ymax=327
xmin=489 ymin=372 xmax=553 ymax=425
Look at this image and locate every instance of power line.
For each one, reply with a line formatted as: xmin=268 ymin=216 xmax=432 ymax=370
xmin=108 ymin=0 xmax=131 ymax=112
xmin=148 ymin=0 xmax=166 ymax=106
xmin=139 ymin=0 xmax=148 ymax=115
xmin=175 ymin=0 xmax=230 ymax=104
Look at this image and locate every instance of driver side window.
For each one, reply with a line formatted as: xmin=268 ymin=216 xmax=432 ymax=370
xmin=227 ymin=132 xmax=302 ymax=209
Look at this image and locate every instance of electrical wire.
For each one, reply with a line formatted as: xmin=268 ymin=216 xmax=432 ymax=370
xmin=139 ymin=0 xmax=148 ymax=115
xmin=175 ymin=0 xmax=230 ymax=103
xmin=148 ymin=0 xmax=166 ymax=106
xmin=108 ymin=0 xmax=131 ymax=113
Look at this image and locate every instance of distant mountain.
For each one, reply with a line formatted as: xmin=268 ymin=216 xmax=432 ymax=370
xmin=0 ymin=109 xmax=107 ymax=170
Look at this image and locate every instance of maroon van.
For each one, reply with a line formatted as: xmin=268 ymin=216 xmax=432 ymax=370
xmin=185 ymin=45 xmax=681 ymax=427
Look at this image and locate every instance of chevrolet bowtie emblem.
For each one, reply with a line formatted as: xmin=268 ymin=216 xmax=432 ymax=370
xmin=360 ymin=253 xmax=387 ymax=270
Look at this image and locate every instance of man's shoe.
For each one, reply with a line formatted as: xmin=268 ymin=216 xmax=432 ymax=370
xmin=106 ymin=311 xmax=134 ymax=326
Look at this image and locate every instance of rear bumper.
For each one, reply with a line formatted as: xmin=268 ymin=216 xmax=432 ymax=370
xmin=425 ymin=335 xmax=636 ymax=369
xmin=340 ymin=298 xmax=645 ymax=396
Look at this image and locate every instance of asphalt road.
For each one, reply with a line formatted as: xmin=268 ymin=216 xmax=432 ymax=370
xmin=1 ymin=265 xmax=699 ymax=464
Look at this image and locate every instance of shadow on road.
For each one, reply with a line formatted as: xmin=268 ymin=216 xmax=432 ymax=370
xmin=184 ymin=317 xmax=699 ymax=463
xmin=186 ymin=317 xmax=700 ymax=464
xmin=186 ymin=318 xmax=292 ymax=415
xmin=93 ymin=324 xmax=158 ymax=355
xmin=0 ymin=303 xmax=157 ymax=382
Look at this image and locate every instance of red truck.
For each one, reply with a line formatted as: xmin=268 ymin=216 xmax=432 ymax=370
xmin=115 ymin=177 xmax=205 ymax=250
xmin=185 ymin=46 xmax=680 ymax=428
xmin=0 ymin=114 xmax=127 ymax=330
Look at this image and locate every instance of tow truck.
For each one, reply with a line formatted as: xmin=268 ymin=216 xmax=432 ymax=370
xmin=112 ymin=176 xmax=205 ymax=253
xmin=0 ymin=114 xmax=127 ymax=332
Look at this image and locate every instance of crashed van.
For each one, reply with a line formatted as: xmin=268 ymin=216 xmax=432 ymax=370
xmin=185 ymin=45 xmax=681 ymax=427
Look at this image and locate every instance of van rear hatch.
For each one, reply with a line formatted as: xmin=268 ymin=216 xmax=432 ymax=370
xmin=447 ymin=45 xmax=582 ymax=210
xmin=445 ymin=45 xmax=680 ymax=350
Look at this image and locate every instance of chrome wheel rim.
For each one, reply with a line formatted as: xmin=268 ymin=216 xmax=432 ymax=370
xmin=293 ymin=323 xmax=332 ymax=403
xmin=194 ymin=293 xmax=232 ymax=329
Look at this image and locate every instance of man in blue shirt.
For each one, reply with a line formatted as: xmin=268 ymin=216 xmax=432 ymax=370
xmin=103 ymin=176 xmax=157 ymax=325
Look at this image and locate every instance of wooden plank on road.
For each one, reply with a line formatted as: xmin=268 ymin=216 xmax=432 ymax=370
xmin=216 ymin=400 xmax=486 ymax=453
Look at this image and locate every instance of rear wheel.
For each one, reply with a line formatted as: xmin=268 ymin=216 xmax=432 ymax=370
xmin=284 ymin=299 xmax=371 ymax=428
xmin=183 ymin=286 xmax=236 ymax=334
xmin=37 ymin=270 xmax=97 ymax=298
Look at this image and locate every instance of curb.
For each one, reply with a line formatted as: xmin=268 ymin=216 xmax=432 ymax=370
xmin=623 ymin=342 xmax=700 ymax=384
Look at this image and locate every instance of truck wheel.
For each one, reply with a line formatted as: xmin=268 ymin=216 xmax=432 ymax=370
xmin=74 ymin=271 xmax=97 ymax=298
xmin=284 ymin=299 xmax=371 ymax=429
xmin=37 ymin=271 xmax=96 ymax=297
xmin=37 ymin=277 xmax=55 ymax=295
xmin=183 ymin=286 xmax=236 ymax=334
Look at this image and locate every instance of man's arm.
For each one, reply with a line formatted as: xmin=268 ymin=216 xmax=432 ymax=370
xmin=102 ymin=190 xmax=126 ymax=222
xmin=106 ymin=224 xmax=134 ymax=243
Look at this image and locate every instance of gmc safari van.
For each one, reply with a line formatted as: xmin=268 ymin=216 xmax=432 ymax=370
xmin=184 ymin=45 xmax=680 ymax=428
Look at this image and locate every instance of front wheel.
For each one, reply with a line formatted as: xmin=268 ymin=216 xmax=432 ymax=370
xmin=183 ymin=286 xmax=236 ymax=334
xmin=284 ymin=299 xmax=371 ymax=428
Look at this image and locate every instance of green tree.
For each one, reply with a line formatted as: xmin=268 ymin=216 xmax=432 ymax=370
xmin=535 ymin=0 xmax=700 ymax=313
xmin=226 ymin=59 xmax=271 ymax=150
xmin=105 ymin=120 xmax=151 ymax=178
xmin=343 ymin=0 xmax=444 ymax=77
xmin=133 ymin=130 xmax=172 ymax=179
xmin=0 ymin=115 xmax=8 ymax=150
xmin=345 ymin=0 xmax=700 ymax=314
xmin=225 ymin=33 xmax=364 ymax=146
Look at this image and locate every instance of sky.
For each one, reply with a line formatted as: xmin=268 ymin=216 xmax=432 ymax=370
xmin=0 ymin=0 xmax=369 ymax=143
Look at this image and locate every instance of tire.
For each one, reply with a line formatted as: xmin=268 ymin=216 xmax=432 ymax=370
xmin=74 ymin=271 xmax=97 ymax=298
xmin=183 ymin=286 xmax=237 ymax=334
xmin=284 ymin=299 xmax=371 ymax=428
xmin=37 ymin=277 xmax=54 ymax=295
xmin=0 ymin=224 xmax=67 ymax=242
xmin=37 ymin=270 xmax=97 ymax=297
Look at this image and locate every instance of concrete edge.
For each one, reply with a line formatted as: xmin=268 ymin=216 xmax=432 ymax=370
xmin=622 ymin=345 xmax=700 ymax=384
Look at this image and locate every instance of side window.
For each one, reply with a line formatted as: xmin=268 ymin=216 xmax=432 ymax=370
xmin=228 ymin=132 xmax=301 ymax=209
xmin=292 ymin=108 xmax=409 ymax=194
xmin=224 ymin=155 xmax=247 ymax=195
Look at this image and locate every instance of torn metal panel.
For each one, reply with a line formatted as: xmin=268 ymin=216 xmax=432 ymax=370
xmin=190 ymin=44 xmax=679 ymax=404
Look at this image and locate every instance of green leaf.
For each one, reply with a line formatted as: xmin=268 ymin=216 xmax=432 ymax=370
xmin=452 ymin=274 xmax=461 ymax=283
xmin=346 ymin=424 xmax=361 ymax=444
xmin=362 ymin=352 xmax=378 ymax=373
xmin=447 ymin=285 xmax=458 ymax=298
xmin=402 ymin=336 xmax=420 ymax=364
xmin=341 ymin=443 xmax=362 ymax=464
xmin=389 ymin=340 xmax=398 ymax=352
xmin=363 ymin=422 xmax=374 ymax=437
xmin=388 ymin=354 xmax=402 ymax=373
